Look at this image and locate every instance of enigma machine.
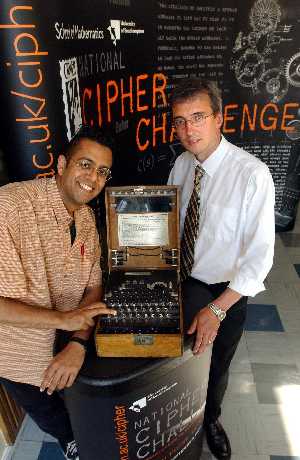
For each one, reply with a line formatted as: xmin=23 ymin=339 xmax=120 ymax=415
xmin=95 ymin=185 xmax=183 ymax=358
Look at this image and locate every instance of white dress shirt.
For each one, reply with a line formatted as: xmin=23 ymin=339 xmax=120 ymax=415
xmin=168 ymin=136 xmax=275 ymax=297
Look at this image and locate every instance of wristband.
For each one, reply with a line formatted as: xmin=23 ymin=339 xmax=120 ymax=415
xmin=69 ymin=337 xmax=88 ymax=351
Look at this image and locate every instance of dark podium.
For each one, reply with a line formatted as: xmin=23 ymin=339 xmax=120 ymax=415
xmin=63 ymin=338 xmax=211 ymax=460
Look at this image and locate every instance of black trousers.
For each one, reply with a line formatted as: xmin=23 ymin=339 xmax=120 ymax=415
xmin=0 ymin=377 xmax=74 ymax=451
xmin=182 ymin=277 xmax=247 ymax=423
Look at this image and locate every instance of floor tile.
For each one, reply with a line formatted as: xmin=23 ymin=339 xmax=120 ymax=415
xmin=286 ymin=333 xmax=300 ymax=372
xmin=261 ymin=282 xmax=299 ymax=309
xmin=287 ymin=332 xmax=300 ymax=349
xmin=251 ymin=363 xmax=300 ymax=385
xmin=267 ymin=263 xmax=300 ymax=283
xmin=11 ymin=441 xmax=42 ymax=460
xmin=256 ymin=404 xmax=300 ymax=455
xmin=221 ymin=401 xmax=261 ymax=455
xmin=291 ymin=281 xmax=300 ymax=301
xmin=255 ymin=381 xmax=300 ymax=405
xmin=294 ymin=264 xmax=300 ymax=277
xmin=285 ymin=247 xmax=300 ymax=257
xmin=248 ymin=289 xmax=274 ymax=305
xmin=245 ymin=304 xmax=284 ymax=332
xmin=280 ymin=233 xmax=300 ymax=247
xmin=231 ymin=456 xmax=269 ymax=460
xmin=278 ymin=307 xmax=300 ymax=333
xmin=224 ymin=372 xmax=258 ymax=404
xmin=231 ymin=335 xmax=252 ymax=373
xmin=245 ymin=332 xmax=296 ymax=365
xmin=198 ymin=452 xmax=212 ymax=459
xmin=274 ymin=247 xmax=291 ymax=262
xmin=270 ymin=456 xmax=300 ymax=459
xmin=37 ymin=442 xmax=64 ymax=460
xmin=0 ymin=446 xmax=13 ymax=460
xmin=19 ymin=416 xmax=44 ymax=442
xmin=43 ymin=433 xmax=58 ymax=443
xmin=285 ymin=253 xmax=300 ymax=265
xmin=202 ymin=438 xmax=210 ymax=453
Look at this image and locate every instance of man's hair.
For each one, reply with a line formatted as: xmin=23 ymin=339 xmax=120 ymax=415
xmin=171 ymin=78 xmax=222 ymax=114
xmin=64 ymin=125 xmax=115 ymax=162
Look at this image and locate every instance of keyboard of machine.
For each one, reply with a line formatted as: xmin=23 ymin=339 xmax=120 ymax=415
xmin=100 ymin=271 xmax=180 ymax=334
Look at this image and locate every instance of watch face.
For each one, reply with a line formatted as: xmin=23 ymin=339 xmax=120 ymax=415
xmin=219 ymin=310 xmax=226 ymax=321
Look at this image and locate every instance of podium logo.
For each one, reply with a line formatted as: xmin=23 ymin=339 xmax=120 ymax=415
xmin=107 ymin=20 xmax=121 ymax=46
xmin=129 ymin=397 xmax=147 ymax=413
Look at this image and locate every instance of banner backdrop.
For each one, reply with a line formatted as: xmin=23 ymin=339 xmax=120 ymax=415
xmin=0 ymin=0 xmax=299 ymax=230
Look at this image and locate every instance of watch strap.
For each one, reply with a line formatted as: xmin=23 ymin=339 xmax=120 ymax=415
xmin=69 ymin=337 xmax=88 ymax=351
xmin=208 ymin=302 xmax=226 ymax=321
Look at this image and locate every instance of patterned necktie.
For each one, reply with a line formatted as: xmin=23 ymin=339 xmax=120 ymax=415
xmin=180 ymin=164 xmax=205 ymax=281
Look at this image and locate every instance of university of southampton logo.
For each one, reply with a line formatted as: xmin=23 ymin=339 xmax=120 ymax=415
xmin=129 ymin=397 xmax=147 ymax=413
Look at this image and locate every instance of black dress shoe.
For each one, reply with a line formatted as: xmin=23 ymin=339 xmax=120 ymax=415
xmin=205 ymin=420 xmax=231 ymax=459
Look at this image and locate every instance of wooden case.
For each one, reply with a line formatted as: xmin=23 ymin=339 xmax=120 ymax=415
xmin=95 ymin=185 xmax=182 ymax=357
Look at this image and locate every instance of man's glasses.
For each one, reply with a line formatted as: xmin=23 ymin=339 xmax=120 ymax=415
xmin=70 ymin=159 xmax=112 ymax=182
xmin=173 ymin=112 xmax=214 ymax=130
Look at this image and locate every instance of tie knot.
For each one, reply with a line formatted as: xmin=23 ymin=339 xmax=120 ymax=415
xmin=195 ymin=164 xmax=205 ymax=177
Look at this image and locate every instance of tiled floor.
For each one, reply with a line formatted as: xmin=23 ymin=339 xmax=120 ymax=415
xmin=7 ymin=209 xmax=300 ymax=459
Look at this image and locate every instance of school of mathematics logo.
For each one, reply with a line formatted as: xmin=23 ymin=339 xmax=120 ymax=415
xmin=107 ymin=19 xmax=145 ymax=46
xmin=59 ymin=57 xmax=82 ymax=141
xmin=55 ymin=22 xmax=104 ymax=40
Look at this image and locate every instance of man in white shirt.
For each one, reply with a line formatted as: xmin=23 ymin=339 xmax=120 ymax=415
xmin=168 ymin=78 xmax=275 ymax=460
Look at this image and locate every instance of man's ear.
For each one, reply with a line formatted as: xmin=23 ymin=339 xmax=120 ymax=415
xmin=215 ymin=111 xmax=223 ymax=129
xmin=57 ymin=155 xmax=67 ymax=176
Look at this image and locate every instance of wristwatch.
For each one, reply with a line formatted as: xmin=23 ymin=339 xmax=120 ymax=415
xmin=69 ymin=337 xmax=88 ymax=351
xmin=208 ymin=303 xmax=226 ymax=321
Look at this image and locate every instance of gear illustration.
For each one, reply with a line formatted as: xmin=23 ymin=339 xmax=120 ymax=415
xmin=235 ymin=50 xmax=265 ymax=88
xmin=233 ymin=32 xmax=243 ymax=53
xmin=285 ymin=120 xmax=300 ymax=141
xmin=248 ymin=31 xmax=260 ymax=48
xmin=250 ymin=0 xmax=281 ymax=34
xmin=285 ymin=52 xmax=300 ymax=87
xmin=260 ymin=68 xmax=288 ymax=102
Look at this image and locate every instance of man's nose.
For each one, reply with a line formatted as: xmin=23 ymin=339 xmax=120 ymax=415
xmin=185 ymin=120 xmax=195 ymax=135
xmin=85 ymin=167 xmax=98 ymax=181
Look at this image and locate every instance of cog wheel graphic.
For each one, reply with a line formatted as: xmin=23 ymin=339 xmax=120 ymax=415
xmin=233 ymin=32 xmax=243 ymax=53
xmin=248 ymin=31 xmax=260 ymax=48
xmin=250 ymin=0 xmax=281 ymax=34
xmin=285 ymin=52 xmax=300 ymax=87
xmin=235 ymin=51 xmax=265 ymax=88
xmin=286 ymin=120 xmax=300 ymax=141
xmin=260 ymin=68 xmax=288 ymax=102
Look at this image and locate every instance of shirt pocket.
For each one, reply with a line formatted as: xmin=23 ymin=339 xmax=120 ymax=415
xmin=203 ymin=204 xmax=239 ymax=242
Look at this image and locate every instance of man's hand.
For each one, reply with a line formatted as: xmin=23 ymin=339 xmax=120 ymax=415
xmin=40 ymin=341 xmax=85 ymax=394
xmin=187 ymin=306 xmax=220 ymax=355
xmin=59 ymin=302 xmax=115 ymax=331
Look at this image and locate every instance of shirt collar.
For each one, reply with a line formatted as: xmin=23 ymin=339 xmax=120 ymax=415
xmin=47 ymin=177 xmax=94 ymax=243
xmin=47 ymin=176 xmax=73 ymax=227
xmin=194 ymin=135 xmax=229 ymax=178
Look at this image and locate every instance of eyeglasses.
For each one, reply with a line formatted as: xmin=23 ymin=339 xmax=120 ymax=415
xmin=173 ymin=112 xmax=214 ymax=130
xmin=70 ymin=159 xmax=112 ymax=182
